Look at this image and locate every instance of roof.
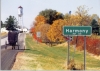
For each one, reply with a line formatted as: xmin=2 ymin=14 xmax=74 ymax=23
xmin=18 ymin=6 xmax=23 ymax=8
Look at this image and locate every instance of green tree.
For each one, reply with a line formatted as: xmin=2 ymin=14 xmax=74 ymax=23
xmin=1 ymin=21 xmax=6 ymax=28
xmin=39 ymin=9 xmax=64 ymax=25
xmin=1 ymin=21 xmax=4 ymax=28
xmin=5 ymin=15 xmax=18 ymax=30
xmin=91 ymin=14 xmax=99 ymax=22
xmin=91 ymin=19 xmax=99 ymax=34
xmin=91 ymin=19 xmax=98 ymax=26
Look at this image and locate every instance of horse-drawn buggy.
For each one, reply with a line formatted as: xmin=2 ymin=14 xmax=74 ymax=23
xmin=5 ymin=30 xmax=20 ymax=50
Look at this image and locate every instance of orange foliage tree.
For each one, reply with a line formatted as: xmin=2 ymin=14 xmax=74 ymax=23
xmin=38 ymin=24 xmax=50 ymax=42
xmin=68 ymin=15 xmax=82 ymax=26
xmin=47 ymin=19 xmax=69 ymax=42
xmin=31 ymin=15 xmax=46 ymax=42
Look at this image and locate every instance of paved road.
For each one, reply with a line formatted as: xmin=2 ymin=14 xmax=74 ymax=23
xmin=1 ymin=33 xmax=26 ymax=70
xmin=1 ymin=37 xmax=8 ymax=47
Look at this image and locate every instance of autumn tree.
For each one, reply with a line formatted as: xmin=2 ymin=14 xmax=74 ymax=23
xmin=75 ymin=5 xmax=92 ymax=46
xmin=47 ymin=19 xmax=68 ymax=42
xmin=38 ymin=24 xmax=50 ymax=42
xmin=39 ymin=9 xmax=64 ymax=25
xmin=30 ymin=15 xmax=47 ymax=42
xmin=34 ymin=15 xmax=46 ymax=27
xmin=69 ymin=15 xmax=82 ymax=26
xmin=75 ymin=5 xmax=92 ymax=26
xmin=64 ymin=12 xmax=72 ymax=20
xmin=34 ymin=15 xmax=46 ymax=32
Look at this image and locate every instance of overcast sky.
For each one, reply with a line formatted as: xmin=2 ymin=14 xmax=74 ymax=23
xmin=1 ymin=0 xmax=100 ymax=29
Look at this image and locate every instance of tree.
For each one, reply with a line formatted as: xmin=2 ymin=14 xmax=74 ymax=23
xmin=38 ymin=24 xmax=50 ymax=42
xmin=5 ymin=15 xmax=18 ymax=30
xmin=30 ymin=15 xmax=47 ymax=42
xmin=75 ymin=5 xmax=92 ymax=46
xmin=69 ymin=15 xmax=82 ymax=26
xmin=91 ymin=19 xmax=99 ymax=34
xmin=98 ymin=18 xmax=100 ymax=25
xmin=1 ymin=21 xmax=4 ymax=28
xmin=91 ymin=14 xmax=99 ymax=22
xmin=39 ymin=9 xmax=64 ymax=25
xmin=91 ymin=19 xmax=98 ymax=26
xmin=64 ymin=13 xmax=72 ymax=20
xmin=75 ymin=5 xmax=92 ymax=26
xmin=34 ymin=15 xmax=46 ymax=32
xmin=47 ymin=19 xmax=67 ymax=42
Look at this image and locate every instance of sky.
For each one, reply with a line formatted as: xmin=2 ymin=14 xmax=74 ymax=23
xmin=1 ymin=0 xmax=100 ymax=29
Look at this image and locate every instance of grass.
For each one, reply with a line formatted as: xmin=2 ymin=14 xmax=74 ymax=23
xmin=25 ymin=34 xmax=67 ymax=70
xmin=18 ymin=34 xmax=100 ymax=70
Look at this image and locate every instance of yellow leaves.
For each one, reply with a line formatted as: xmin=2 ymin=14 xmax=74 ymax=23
xmin=56 ymin=12 xmax=61 ymax=16
xmin=34 ymin=15 xmax=47 ymax=32
xmin=31 ymin=6 xmax=93 ymax=43
xmin=35 ymin=15 xmax=46 ymax=24
xmin=68 ymin=15 xmax=82 ymax=26
xmin=46 ymin=19 xmax=67 ymax=42
xmin=38 ymin=24 xmax=50 ymax=42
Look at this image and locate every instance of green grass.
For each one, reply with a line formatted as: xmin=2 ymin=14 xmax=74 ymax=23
xmin=24 ymin=34 xmax=100 ymax=70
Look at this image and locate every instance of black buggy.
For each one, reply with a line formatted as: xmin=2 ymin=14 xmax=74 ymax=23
xmin=5 ymin=30 xmax=19 ymax=50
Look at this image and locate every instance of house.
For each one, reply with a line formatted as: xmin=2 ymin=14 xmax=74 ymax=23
xmin=1 ymin=27 xmax=8 ymax=33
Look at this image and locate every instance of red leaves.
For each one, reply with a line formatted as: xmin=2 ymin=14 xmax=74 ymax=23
xmin=30 ymin=27 xmax=42 ymax=43
xmin=33 ymin=33 xmax=42 ymax=43
xmin=71 ymin=36 xmax=100 ymax=55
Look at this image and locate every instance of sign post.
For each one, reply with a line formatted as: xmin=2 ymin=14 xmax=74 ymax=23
xmin=84 ymin=36 xmax=86 ymax=70
xmin=66 ymin=36 xmax=73 ymax=65
xmin=67 ymin=35 xmax=70 ymax=65
xmin=36 ymin=32 xmax=41 ymax=44
xmin=63 ymin=26 xmax=92 ymax=70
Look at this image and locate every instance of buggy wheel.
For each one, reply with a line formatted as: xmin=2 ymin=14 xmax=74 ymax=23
xmin=17 ymin=42 xmax=19 ymax=50
xmin=17 ymin=43 xmax=19 ymax=50
xmin=5 ymin=45 xmax=7 ymax=49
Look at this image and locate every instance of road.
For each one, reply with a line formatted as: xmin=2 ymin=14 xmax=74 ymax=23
xmin=1 ymin=37 xmax=8 ymax=50
xmin=1 ymin=33 xmax=26 ymax=70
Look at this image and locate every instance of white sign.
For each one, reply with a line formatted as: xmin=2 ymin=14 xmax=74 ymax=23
xmin=37 ymin=32 xmax=41 ymax=37
xmin=66 ymin=36 xmax=73 ymax=41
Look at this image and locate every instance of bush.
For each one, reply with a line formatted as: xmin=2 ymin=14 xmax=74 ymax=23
xmin=67 ymin=59 xmax=84 ymax=70
xmin=71 ymin=36 xmax=100 ymax=55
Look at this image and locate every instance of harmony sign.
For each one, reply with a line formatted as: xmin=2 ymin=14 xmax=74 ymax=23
xmin=63 ymin=26 xmax=92 ymax=36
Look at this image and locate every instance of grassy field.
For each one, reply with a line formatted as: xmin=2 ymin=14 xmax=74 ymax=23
xmin=12 ymin=34 xmax=100 ymax=70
